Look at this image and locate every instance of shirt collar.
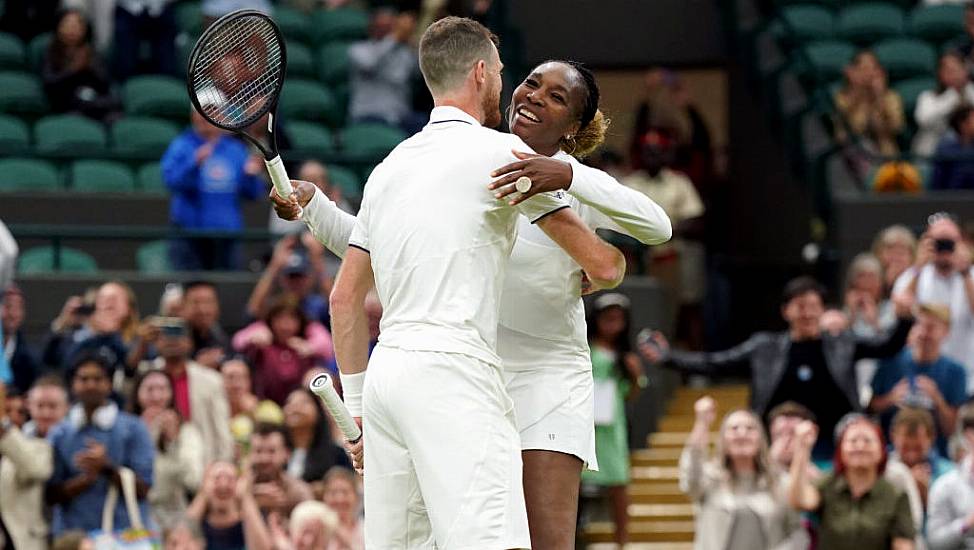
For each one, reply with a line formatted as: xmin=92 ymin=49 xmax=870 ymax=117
xmin=68 ymin=401 xmax=119 ymax=430
xmin=427 ymin=106 xmax=481 ymax=128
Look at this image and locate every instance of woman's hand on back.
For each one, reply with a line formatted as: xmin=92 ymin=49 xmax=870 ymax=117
xmin=488 ymin=151 xmax=573 ymax=205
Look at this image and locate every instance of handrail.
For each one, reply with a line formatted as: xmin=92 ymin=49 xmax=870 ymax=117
xmin=8 ymin=224 xmax=277 ymax=241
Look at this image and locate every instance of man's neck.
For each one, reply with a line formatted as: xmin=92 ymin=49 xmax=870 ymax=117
xmin=164 ymin=358 xmax=187 ymax=376
xmin=433 ymin=96 xmax=484 ymax=125
xmin=789 ymin=329 xmax=821 ymax=341
xmin=912 ymin=349 xmax=939 ymax=365
xmin=83 ymin=401 xmax=106 ymax=420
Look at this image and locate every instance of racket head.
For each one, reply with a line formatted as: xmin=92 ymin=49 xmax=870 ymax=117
xmin=186 ymin=9 xmax=287 ymax=138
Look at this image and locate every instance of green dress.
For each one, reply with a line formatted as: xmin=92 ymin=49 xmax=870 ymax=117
xmin=581 ymin=345 xmax=631 ymax=486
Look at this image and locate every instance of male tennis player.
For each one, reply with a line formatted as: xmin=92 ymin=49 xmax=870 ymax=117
xmin=327 ymin=17 xmax=625 ymax=549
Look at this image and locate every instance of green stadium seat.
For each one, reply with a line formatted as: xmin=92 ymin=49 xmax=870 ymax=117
xmin=873 ymin=38 xmax=937 ymax=80
xmin=0 ymin=32 xmax=25 ymax=69
xmin=18 ymin=246 xmax=98 ymax=274
xmin=0 ymin=114 xmax=29 ymax=153
xmin=137 ymin=162 xmax=166 ymax=193
xmin=341 ymin=122 xmax=406 ymax=158
xmin=325 ymin=164 xmax=361 ymax=198
xmin=286 ymin=121 xmax=335 ymax=155
xmin=175 ymin=1 xmax=203 ymax=36
xmin=287 ymin=42 xmax=315 ymax=78
xmin=311 ymin=8 xmax=368 ymax=44
xmin=795 ymin=40 xmax=857 ymax=83
xmin=778 ymin=5 xmax=834 ymax=44
xmin=836 ymin=3 xmax=905 ymax=46
xmin=34 ymin=114 xmax=107 ymax=155
xmin=27 ymin=33 xmax=49 ymax=70
xmin=316 ymin=42 xmax=350 ymax=87
xmin=122 ymin=75 xmax=188 ymax=120
xmin=0 ymin=71 xmax=46 ymax=114
xmin=136 ymin=240 xmax=173 ymax=273
xmin=909 ymin=4 xmax=965 ymax=45
xmin=275 ymin=6 xmax=312 ymax=44
xmin=893 ymin=76 xmax=936 ymax=117
xmin=69 ymin=160 xmax=136 ymax=192
xmin=279 ymin=79 xmax=339 ymax=125
xmin=0 ymin=157 xmax=59 ymax=191
xmin=110 ymin=116 xmax=180 ymax=158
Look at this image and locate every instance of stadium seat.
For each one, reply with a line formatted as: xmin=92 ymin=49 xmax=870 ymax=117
xmin=18 ymin=246 xmax=98 ymax=274
xmin=0 ymin=157 xmax=59 ymax=191
xmin=287 ymin=42 xmax=315 ymax=78
xmin=778 ymin=5 xmax=834 ymax=44
xmin=286 ymin=121 xmax=335 ymax=154
xmin=33 ymin=114 xmax=107 ymax=155
xmin=316 ymin=42 xmax=351 ymax=87
xmin=341 ymin=122 xmax=406 ymax=158
xmin=0 ymin=32 xmax=25 ymax=69
xmin=311 ymin=8 xmax=368 ymax=44
xmin=893 ymin=76 xmax=936 ymax=118
xmin=279 ymin=79 xmax=339 ymax=125
xmin=110 ymin=116 xmax=181 ymax=158
xmin=69 ymin=160 xmax=136 ymax=192
xmin=174 ymin=1 xmax=203 ymax=36
xmin=795 ymin=40 xmax=857 ymax=83
xmin=908 ymin=4 xmax=965 ymax=45
xmin=136 ymin=240 xmax=173 ymax=273
xmin=137 ymin=162 xmax=166 ymax=193
xmin=836 ymin=3 xmax=905 ymax=46
xmin=0 ymin=71 xmax=46 ymax=114
xmin=0 ymin=114 xmax=30 ymax=153
xmin=325 ymin=164 xmax=361 ymax=197
xmin=873 ymin=38 xmax=937 ymax=80
xmin=27 ymin=33 xmax=49 ymax=70
xmin=275 ymin=5 xmax=312 ymax=44
xmin=123 ymin=75 xmax=188 ymax=120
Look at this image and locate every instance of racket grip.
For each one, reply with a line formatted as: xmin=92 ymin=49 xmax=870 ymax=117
xmin=265 ymin=155 xmax=293 ymax=199
xmin=309 ymin=374 xmax=362 ymax=443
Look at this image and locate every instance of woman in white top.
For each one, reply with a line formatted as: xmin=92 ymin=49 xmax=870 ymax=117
xmin=271 ymin=60 xmax=671 ymax=548
xmin=913 ymin=51 xmax=974 ymax=157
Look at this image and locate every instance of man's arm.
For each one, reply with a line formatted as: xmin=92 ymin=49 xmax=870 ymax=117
xmin=853 ymin=315 xmax=913 ymax=360
xmin=329 ymin=246 xmax=374 ymax=417
xmin=533 ymin=208 xmax=626 ymax=290
xmin=270 ymin=181 xmax=357 ymax=259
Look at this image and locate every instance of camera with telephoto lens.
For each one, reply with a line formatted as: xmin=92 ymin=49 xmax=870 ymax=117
xmin=934 ymin=239 xmax=955 ymax=254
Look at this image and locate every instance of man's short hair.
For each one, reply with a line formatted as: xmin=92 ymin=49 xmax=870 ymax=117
xmin=419 ymin=16 xmax=498 ymax=95
xmin=781 ymin=276 xmax=827 ymax=306
xmin=892 ymin=406 xmax=936 ymax=437
xmin=959 ymin=402 xmax=974 ymax=432
xmin=767 ymin=401 xmax=817 ymax=425
xmin=950 ymin=104 xmax=974 ymax=134
xmin=917 ymin=302 xmax=951 ymax=326
xmin=183 ymin=280 xmax=216 ymax=295
xmin=29 ymin=374 xmax=67 ymax=395
xmin=251 ymin=421 xmax=292 ymax=448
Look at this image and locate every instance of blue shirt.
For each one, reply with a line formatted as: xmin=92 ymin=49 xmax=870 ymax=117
xmin=161 ymin=131 xmax=265 ymax=230
xmin=47 ymin=404 xmax=155 ymax=535
xmin=930 ymin=134 xmax=974 ymax=190
xmin=871 ymin=348 xmax=968 ymax=455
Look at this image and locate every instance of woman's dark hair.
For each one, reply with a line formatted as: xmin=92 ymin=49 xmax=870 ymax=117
xmin=586 ymin=297 xmax=633 ymax=379
xmin=128 ymin=369 xmax=173 ymax=416
xmin=67 ymin=349 xmax=113 ymax=381
xmin=780 ymin=276 xmax=827 ymax=306
xmin=285 ymin=388 xmax=345 ymax=482
xmin=548 ymin=59 xmax=610 ymax=158
xmin=47 ymin=9 xmax=92 ymax=72
xmin=937 ymin=50 xmax=967 ymax=94
xmin=264 ymin=295 xmax=309 ymax=340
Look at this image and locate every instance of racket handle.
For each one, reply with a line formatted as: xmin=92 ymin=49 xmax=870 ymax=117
xmin=265 ymin=155 xmax=293 ymax=199
xmin=309 ymin=373 xmax=362 ymax=443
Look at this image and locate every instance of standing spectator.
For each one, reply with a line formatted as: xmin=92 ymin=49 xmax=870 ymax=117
xmin=581 ymin=294 xmax=644 ymax=546
xmin=2 ymin=284 xmax=41 ymax=393
xmin=0 ymin=381 xmax=56 ymax=550
xmin=233 ymin=297 xmax=333 ymax=405
xmin=182 ymin=281 xmax=230 ymax=369
xmin=629 ymin=68 xmax=692 ymax=160
xmin=112 ymin=0 xmax=178 ymax=80
xmin=767 ymin=401 xmax=822 ymax=479
xmin=282 ymin=388 xmax=351 ymax=484
xmin=4 ymin=389 xmax=27 ymax=428
xmin=926 ymin=405 xmax=974 ymax=550
xmin=221 ymin=358 xmax=283 ymax=450
xmin=269 ymin=161 xmax=352 ymax=237
xmin=930 ymin=106 xmax=974 ymax=190
xmin=845 ymin=253 xmax=895 ymax=404
xmin=0 ymin=219 xmax=15 ymax=388
xmin=24 ymin=375 xmax=69 ymax=439
xmin=321 ymin=467 xmax=364 ymax=550
xmin=184 ymin=461 xmax=272 ymax=550
xmin=347 ymin=8 xmax=422 ymax=134
xmin=246 ymin=236 xmax=330 ymax=326
xmin=789 ymin=416 xmax=916 ymax=550
xmin=46 ymin=352 xmax=155 ymax=536
xmin=893 ymin=214 xmax=974 ymax=389
xmin=129 ymin=369 xmax=204 ymax=530
xmin=247 ymin=423 xmax=314 ymax=517
xmin=873 ymin=225 xmax=918 ymax=297
xmin=681 ymin=396 xmax=804 ymax=550
xmin=869 ymin=303 xmax=967 ymax=455
xmin=834 ymin=50 xmax=904 ymax=158
xmin=42 ymin=9 xmax=117 ymax=121
xmin=149 ymin=317 xmax=233 ymax=464
xmin=887 ymin=408 xmax=954 ymax=514
xmin=161 ymin=109 xmax=265 ymax=271
xmin=914 ymin=52 xmax=974 ymax=157
xmin=640 ymin=276 xmax=914 ymax=461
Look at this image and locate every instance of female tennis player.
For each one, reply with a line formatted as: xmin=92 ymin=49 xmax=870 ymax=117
xmin=273 ymin=60 xmax=671 ymax=548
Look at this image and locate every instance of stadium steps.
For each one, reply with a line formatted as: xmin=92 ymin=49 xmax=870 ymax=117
xmin=582 ymin=383 xmax=749 ymax=546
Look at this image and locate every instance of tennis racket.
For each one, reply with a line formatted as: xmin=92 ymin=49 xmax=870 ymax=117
xmin=309 ymin=373 xmax=362 ymax=443
xmin=186 ymin=9 xmax=293 ymax=200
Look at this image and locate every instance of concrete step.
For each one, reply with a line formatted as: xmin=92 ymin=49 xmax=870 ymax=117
xmin=631 ymin=466 xmax=680 ymax=483
xmin=657 ymin=415 xmax=698 ymax=432
xmin=628 ymin=482 xmax=689 ymax=504
xmin=647 ymin=431 xmax=716 ymax=448
xmin=628 ymin=503 xmax=695 ymax=521
xmin=584 ymin=520 xmax=695 ymax=543
xmin=631 ymin=447 xmax=683 ymax=467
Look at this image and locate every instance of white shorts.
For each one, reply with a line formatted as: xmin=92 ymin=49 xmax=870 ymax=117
xmin=503 ymin=366 xmax=598 ymax=471
xmin=362 ymin=345 xmax=531 ymax=550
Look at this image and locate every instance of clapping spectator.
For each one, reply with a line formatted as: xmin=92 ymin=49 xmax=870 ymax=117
xmin=247 ymin=236 xmax=330 ymax=326
xmin=185 ymin=461 xmax=272 ymax=550
xmin=321 ymin=467 xmax=364 ymax=550
xmin=873 ymin=225 xmax=918 ymax=297
xmin=282 ymin=389 xmax=351 ymax=484
xmin=834 ymin=50 xmax=905 ymax=158
xmin=247 ymin=423 xmax=314 ymax=517
xmin=930 ymin=106 xmax=974 ymax=190
xmin=681 ymin=396 xmax=804 ymax=550
xmin=926 ymin=404 xmax=974 ymax=550
xmin=2 ymin=284 xmax=41 ymax=393
xmin=42 ymin=9 xmax=117 ymax=121
xmin=767 ymin=401 xmax=822 ymax=479
xmin=914 ymin=52 xmax=974 ymax=157
xmin=182 ymin=281 xmax=230 ymax=369
xmin=888 ymin=408 xmax=954 ymax=515
xmin=221 ymin=358 xmax=284 ymax=451
xmin=112 ymin=0 xmax=178 ymax=80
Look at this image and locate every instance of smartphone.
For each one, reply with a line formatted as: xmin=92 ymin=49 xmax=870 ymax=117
xmin=153 ymin=316 xmax=187 ymax=337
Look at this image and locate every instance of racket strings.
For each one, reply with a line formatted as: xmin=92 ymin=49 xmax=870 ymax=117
xmin=190 ymin=15 xmax=284 ymax=129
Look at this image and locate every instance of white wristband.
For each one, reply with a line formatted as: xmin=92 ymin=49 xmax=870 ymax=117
xmin=339 ymin=371 xmax=366 ymax=417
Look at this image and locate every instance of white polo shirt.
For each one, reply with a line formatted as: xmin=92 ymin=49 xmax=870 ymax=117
xmin=348 ymin=106 xmax=568 ymax=367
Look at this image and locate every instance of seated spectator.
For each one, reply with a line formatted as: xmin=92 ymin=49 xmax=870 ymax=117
xmin=42 ymin=9 xmax=117 ymax=121
xmin=926 ymin=405 xmax=974 ymax=549
xmin=888 ymin=408 xmax=954 ymax=514
xmin=112 ymin=0 xmax=177 ymax=80
xmin=282 ymin=388 xmax=351 ymax=484
xmin=246 ymin=236 xmax=330 ymax=326
xmin=221 ymin=358 xmax=283 ymax=453
xmin=869 ymin=303 xmax=967 ymax=455
xmin=233 ymin=296 xmax=333 ymax=405
xmin=640 ymin=276 xmax=914 ymax=461
xmin=915 ymin=52 xmax=974 ymax=158
xmin=161 ymin=109 xmax=265 ymax=271
xmin=46 ymin=352 xmax=154 ymax=536
xmin=129 ymin=369 xmax=204 ymax=530
xmin=789 ymin=416 xmax=916 ymax=550
xmin=834 ymin=50 xmax=904 ymax=158
xmin=148 ymin=317 xmax=233 ymax=464
xmin=182 ymin=281 xmax=230 ymax=369
xmin=267 ymin=500 xmax=338 ymax=550
xmin=25 ymin=374 xmax=69 ymax=438
xmin=680 ymin=396 xmax=805 ymax=550
xmin=322 ymin=467 xmax=364 ymax=550
xmin=269 ymin=160 xmax=353 ymax=238
xmin=247 ymin=423 xmax=314 ymax=517
xmin=767 ymin=401 xmax=822 ymax=479
xmin=893 ymin=214 xmax=974 ymax=390
xmin=348 ymin=7 xmax=423 ymax=134
xmin=2 ymin=284 xmax=41 ymax=393
xmin=931 ymin=105 xmax=974 ymax=190
xmin=873 ymin=225 xmax=917 ymax=297
xmin=185 ymin=461 xmax=272 ymax=550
